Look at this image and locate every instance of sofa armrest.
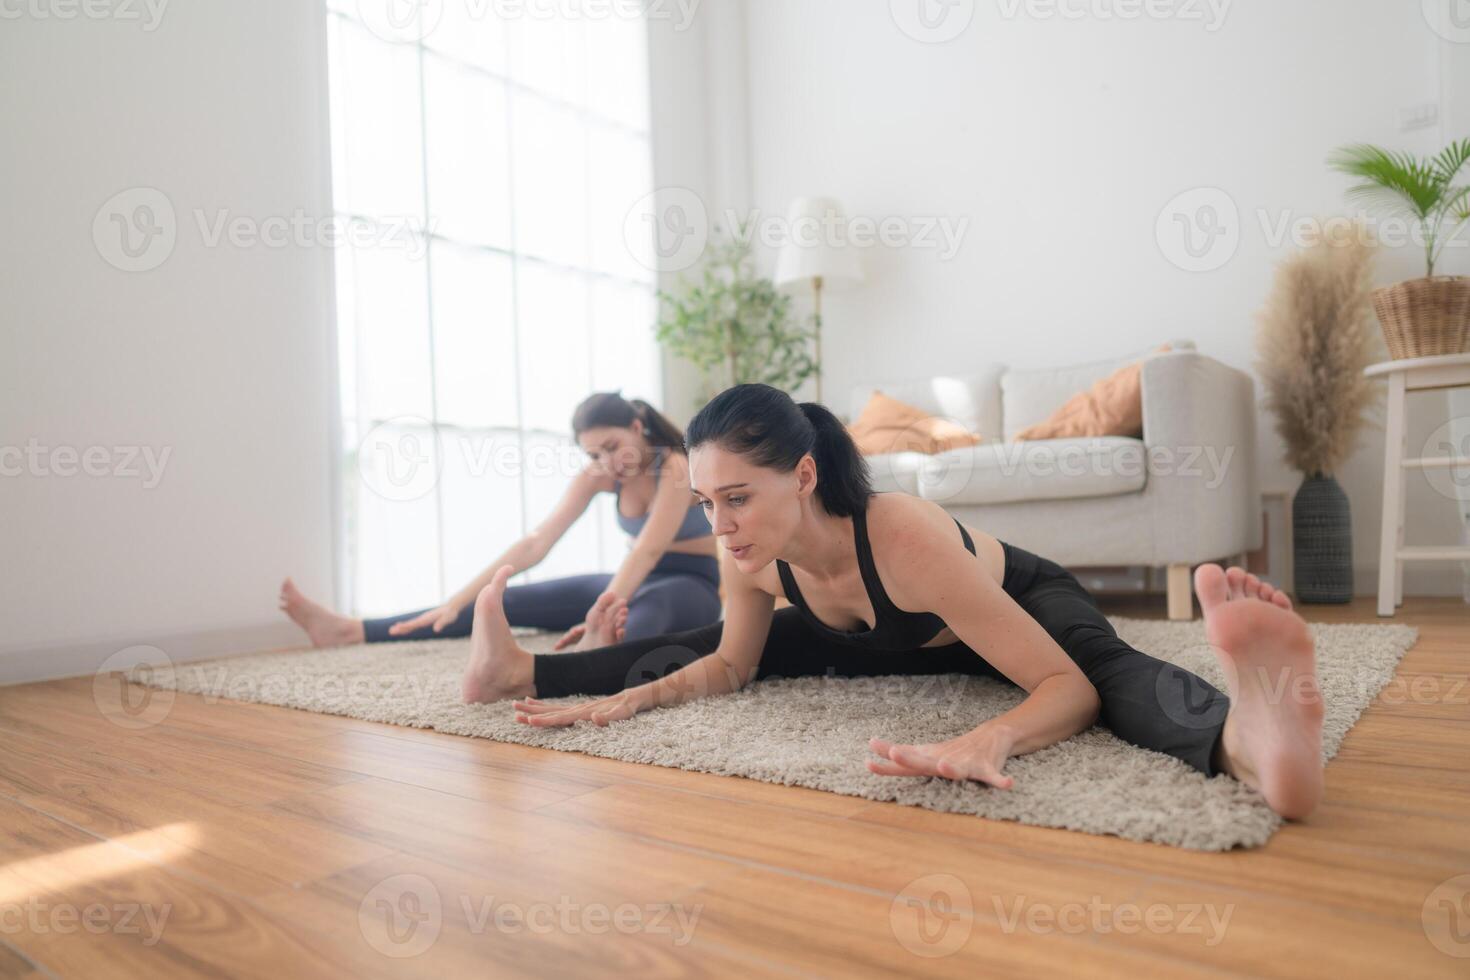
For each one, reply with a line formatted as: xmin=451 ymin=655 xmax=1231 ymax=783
xmin=1139 ymin=351 xmax=1263 ymax=564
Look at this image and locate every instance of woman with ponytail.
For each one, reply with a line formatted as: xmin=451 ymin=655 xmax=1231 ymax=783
xmin=460 ymin=382 xmax=1328 ymax=821
xmin=279 ymin=392 xmax=722 ymax=652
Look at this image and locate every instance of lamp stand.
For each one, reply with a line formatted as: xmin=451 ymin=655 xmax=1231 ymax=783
xmin=812 ymin=275 xmax=824 ymax=404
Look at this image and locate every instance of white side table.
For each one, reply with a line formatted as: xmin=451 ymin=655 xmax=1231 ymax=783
xmin=1363 ymin=352 xmax=1470 ymax=617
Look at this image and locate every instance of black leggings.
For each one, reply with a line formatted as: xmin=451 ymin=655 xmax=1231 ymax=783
xmin=533 ymin=541 xmax=1230 ymax=776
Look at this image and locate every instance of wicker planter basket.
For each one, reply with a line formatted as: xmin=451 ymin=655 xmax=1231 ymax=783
xmin=1370 ymin=277 xmax=1470 ymax=359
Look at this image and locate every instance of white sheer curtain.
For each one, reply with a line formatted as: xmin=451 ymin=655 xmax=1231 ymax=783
xmin=325 ymin=1 xmax=661 ymax=616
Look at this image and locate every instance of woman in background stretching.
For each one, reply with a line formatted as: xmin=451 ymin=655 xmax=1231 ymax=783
xmin=280 ymin=393 xmax=722 ymax=652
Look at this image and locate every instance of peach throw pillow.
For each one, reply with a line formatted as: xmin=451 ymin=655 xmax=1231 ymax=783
xmin=848 ymin=391 xmax=984 ymax=456
xmin=1012 ymin=344 xmax=1173 ymax=441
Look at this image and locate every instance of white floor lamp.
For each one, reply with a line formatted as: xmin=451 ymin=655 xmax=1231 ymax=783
xmin=774 ymin=197 xmax=864 ymax=405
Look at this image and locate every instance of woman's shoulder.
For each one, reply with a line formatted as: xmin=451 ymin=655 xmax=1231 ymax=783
xmin=864 ymin=493 xmax=970 ymax=570
xmin=865 ymin=491 xmax=949 ymax=535
xmin=866 ymin=493 xmax=1003 ymax=597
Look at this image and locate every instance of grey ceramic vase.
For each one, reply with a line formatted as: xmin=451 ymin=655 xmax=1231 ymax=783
xmin=1293 ymin=473 xmax=1353 ymax=603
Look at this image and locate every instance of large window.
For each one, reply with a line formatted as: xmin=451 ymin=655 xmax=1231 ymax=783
xmin=325 ymin=0 xmax=660 ymax=615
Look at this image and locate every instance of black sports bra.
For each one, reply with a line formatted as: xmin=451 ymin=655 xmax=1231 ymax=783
xmin=775 ymin=503 xmax=977 ymax=652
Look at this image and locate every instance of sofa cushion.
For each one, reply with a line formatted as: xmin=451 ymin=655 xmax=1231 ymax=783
xmin=849 ymin=391 xmax=984 ymax=456
xmin=914 ymin=436 xmax=1148 ymax=506
xmin=849 ymin=364 xmax=1006 ymax=443
xmin=1001 ymin=339 xmax=1195 ymax=442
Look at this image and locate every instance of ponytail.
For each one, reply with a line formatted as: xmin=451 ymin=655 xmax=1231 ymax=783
xmin=796 ymin=401 xmax=873 ymax=517
xmin=686 ymin=384 xmax=873 ymax=517
xmin=571 ymin=392 xmax=686 ymax=453
xmin=627 ymin=398 xmax=686 ymax=452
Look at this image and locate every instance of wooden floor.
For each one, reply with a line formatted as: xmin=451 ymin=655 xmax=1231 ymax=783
xmin=0 ymin=596 xmax=1466 ymax=978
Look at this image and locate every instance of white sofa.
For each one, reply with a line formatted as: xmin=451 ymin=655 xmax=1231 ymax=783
xmin=850 ymin=340 xmax=1262 ymax=620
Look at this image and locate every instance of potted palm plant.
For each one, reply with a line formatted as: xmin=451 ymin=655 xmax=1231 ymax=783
xmin=1328 ymin=139 xmax=1470 ymax=358
xmin=1255 ymin=232 xmax=1381 ymax=602
xmin=655 ymin=228 xmax=818 ymax=405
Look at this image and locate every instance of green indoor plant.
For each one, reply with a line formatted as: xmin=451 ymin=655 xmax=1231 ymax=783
xmin=1328 ymin=139 xmax=1470 ymax=357
xmin=655 ymin=228 xmax=817 ymax=405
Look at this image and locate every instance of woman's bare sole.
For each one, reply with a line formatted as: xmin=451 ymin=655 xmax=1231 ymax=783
xmin=461 ymin=567 xmax=535 ymax=704
xmin=1195 ymin=563 xmax=1324 ymax=819
xmin=279 ymin=578 xmax=364 ymax=648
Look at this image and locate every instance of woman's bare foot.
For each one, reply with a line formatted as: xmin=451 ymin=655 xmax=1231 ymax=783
xmin=279 ymin=578 xmax=364 ymax=648
xmin=461 ymin=567 xmax=535 ymax=704
xmin=1195 ymin=564 xmax=1324 ymax=819
xmin=574 ymin=592 xmax=629 ymax=651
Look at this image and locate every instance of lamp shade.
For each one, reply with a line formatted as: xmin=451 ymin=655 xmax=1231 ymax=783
xmin=773 ymin=196 xmax=864 ymax=288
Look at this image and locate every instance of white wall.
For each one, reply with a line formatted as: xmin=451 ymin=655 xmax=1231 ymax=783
xmin=0 ymin=0 xmax=339 ymax=682
xmin=1441 ymin=11 xmax=1470 ymax=598
xmin=647 ymin=0 xmax=755 ymax=424
xmin=727 ymin=0 xmax=1467 ymax=596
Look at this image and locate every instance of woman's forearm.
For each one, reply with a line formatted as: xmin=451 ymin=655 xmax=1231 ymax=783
xmin=603 ymin=545 xmax=663 ymax=602
xmin=448 ymin=537 xmax=546 ymax=608
xmin=628 ymin=651 xmax=753 ymax=712
xmin=988 ymin=673 xmax=1101 ymax=756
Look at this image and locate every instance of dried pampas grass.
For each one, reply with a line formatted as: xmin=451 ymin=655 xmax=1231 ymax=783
xmin=1255 ymin=230 xmax=1382 ymax=477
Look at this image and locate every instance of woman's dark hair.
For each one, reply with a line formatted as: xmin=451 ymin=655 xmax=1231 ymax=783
xmin=571 ymin=392 xmax=686 ymax=452
xmin=685 ymin=384 xmax=872 ymax=517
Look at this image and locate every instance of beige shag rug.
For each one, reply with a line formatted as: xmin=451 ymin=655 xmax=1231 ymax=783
xmin=138 ymin=616 xmax=1417 ymax=850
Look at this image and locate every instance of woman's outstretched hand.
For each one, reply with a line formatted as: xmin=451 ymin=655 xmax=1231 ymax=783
xmin=387 ymin=603 xmax=462 ymax=637
xmin=553 ymin=592 xmax=630 ymax=651
xmin=512 ymin=692 xmax=641 ymax=728
xmin=866 ymin=725 xmax=1017 ymax=790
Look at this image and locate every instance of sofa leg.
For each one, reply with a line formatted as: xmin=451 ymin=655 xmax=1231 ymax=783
xmin=1166 ymin=563 xmax=1193 ymax=621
